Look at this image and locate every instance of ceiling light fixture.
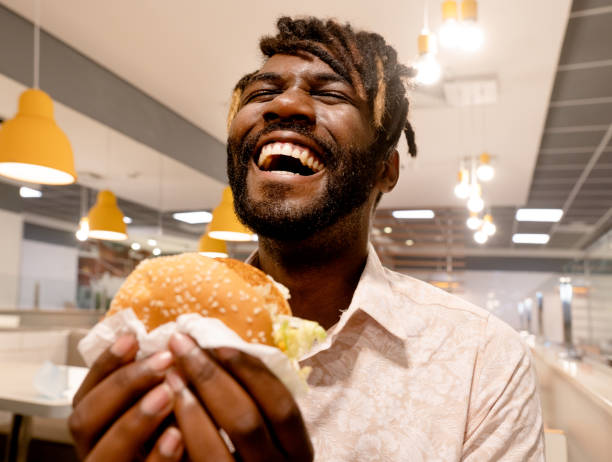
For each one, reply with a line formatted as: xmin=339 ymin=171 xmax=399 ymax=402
xmin=75 ymin=217 xmax=89 ymax=242
xmin=512 ymin=233 xmax=550 ymax=245
xmin=439 ymin=0 xmax=461 ymax=49
xmin=414 ymin=3 xmax=441 ymax=86
xmin=454 ymin=166 xmax=470 ymax=199
xmin=467 ymin=184 xmax=484 ymax=213
xmin=0 ymin=1 xmax=76 ymax=185
xmin=147 ymin=239 xmax=157 ymax=246
xmin=19 ymin=186 xmax=42 ymax=198
xmin=392 ymin=210 xmax=435 ymax=219
xmin=208 ymin=187 xmax=253 ymax=241
xmin=172 ymin=211 xmax=213 ymax=225
xmin=458 ymin=0 xmax=484 ymax=52
xmin=405 ymin=239 xmax=415 ymax=246
xmin=466 ymin=211 xmax=481 ymax=230
xmin=481 ymin=213 xmax=496 ymax=236
xmin=87 ymin=190 xmax=128 ymax=241
xmin=152 ymin=247 xmax=162 ymax=256
xmin=123 ymin=216 xmax=133 ymax=224
xmin=474 ymin=229 xmax=488 ymax=244
xmin=198 ymin=231 xmax=228 ymax=259
xmin=131 ymin=242 xmax=141 ymax=251
xmin=515 ymin=208 xmax=563 ymax=222
xmin=384 ymin=226 xmax=393 ymax=234
xmin=476 ymin=152 xmax=494 ymax=181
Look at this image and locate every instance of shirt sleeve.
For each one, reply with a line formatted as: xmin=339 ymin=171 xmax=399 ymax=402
xmin=461 ymin=314 xmax=545 ymax=461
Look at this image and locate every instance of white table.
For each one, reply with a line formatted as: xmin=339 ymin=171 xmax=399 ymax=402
xmin=0 ymin=361 xmax=87 ymax=462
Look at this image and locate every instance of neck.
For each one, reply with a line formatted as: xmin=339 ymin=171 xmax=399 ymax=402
xmin=256 ymin=209 xmax=371 ymax=329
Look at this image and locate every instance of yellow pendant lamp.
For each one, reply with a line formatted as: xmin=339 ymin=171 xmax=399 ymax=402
xmin=0 ymin=89 xmax=76 ymax=185
xmin=198 ymin=231 xmax=228 ymax=258
xmin=208 ymin=187 xmax=253 ymax=241
xmin=87 ymin=190 xmax=128 ymax=241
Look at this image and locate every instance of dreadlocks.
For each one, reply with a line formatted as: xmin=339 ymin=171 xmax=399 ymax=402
xmin=227 ymin=16 xmax=417 ymax=158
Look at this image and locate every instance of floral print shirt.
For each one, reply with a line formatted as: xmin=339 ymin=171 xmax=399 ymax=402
xmin=249 ymin=245 xmax=544 ymax=461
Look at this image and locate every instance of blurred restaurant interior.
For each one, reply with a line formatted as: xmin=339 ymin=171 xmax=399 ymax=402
xmin=0 ymin=0 xmax=611 ymax=461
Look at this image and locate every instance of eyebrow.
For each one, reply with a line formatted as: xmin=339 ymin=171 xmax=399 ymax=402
xmin=247 ymin=71 xmax=350 ymax=87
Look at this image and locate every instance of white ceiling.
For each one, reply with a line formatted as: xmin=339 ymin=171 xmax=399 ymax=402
xmin=0 ymin=0 xmax=572 ymax=211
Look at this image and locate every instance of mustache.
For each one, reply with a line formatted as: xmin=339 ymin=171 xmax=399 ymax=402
xmin=233 ymin=122 xmax=337 ymax=168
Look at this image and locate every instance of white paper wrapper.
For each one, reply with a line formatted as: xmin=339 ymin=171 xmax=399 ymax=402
xmin=78 ymin=309 xmax=308 ymax=397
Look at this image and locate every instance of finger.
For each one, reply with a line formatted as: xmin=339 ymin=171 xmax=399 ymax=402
xmin=169 ymin=333 xmax=283 ymax=462
xmin=69 ymin=350 xmax=173 ymax=458
xmin=144 ymin=426 xmax=184 ymax=462
xmin=73 ymin=333 xmax=138 ymax=407
xmin=166 ymin=369 xmax=234 ymax=462
xmin=214 ymin=347 xmax=314 ymax=462
xmin=86 ymin=383 xmax=175 ymax=462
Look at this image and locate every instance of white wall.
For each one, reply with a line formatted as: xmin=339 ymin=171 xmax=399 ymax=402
xmin=19 ymin=239 xmax=78 ymax=309
xmin=0 ymin=209 xmax=23 ymax=308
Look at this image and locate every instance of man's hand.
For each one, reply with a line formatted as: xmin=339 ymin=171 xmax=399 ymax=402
xmin=69 ymin=334 xmax=184 ymax=461
xmin=167 ymin=332 xmax=314 ymax=462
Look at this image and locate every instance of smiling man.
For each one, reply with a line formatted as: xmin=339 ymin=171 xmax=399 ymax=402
xmin=70 ymin=17 xmax=544 ymax=462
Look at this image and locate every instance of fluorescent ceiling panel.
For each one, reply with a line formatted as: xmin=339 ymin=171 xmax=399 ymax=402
xmin=512 ymin=233 xmax=550 ymax=244
xmin=172 ymin=211 xmax=213 ymax=224
xmin=515 ymin=209 xmax=563 ymax=222
xmin=392 ymin=210 xmax=435 ymax=219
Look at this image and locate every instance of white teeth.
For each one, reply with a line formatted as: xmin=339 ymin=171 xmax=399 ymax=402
xmin=257 ymin=141 xmax=324 ymax=172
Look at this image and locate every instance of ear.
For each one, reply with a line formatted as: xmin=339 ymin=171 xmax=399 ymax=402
xmin=377 ymin=149 xmax=400 ymax=193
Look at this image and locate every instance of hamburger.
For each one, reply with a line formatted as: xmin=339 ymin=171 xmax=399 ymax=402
xmin=107 ymin=252 xmax=326 ymax=363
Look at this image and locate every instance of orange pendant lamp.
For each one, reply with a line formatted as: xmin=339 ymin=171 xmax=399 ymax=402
xmin=0 ymin=89 xmax=76 ymax=185
xmin=207 ymin=187 xmax=253 ymax=241
xmin=87 ymin=190 xmax=128 ymax=241
xmin=198 ymin=230 xmax=228 ymax=258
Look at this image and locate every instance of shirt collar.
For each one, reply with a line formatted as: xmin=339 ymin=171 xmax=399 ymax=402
xmin=245 ymin=243 xmax=406 ymax=348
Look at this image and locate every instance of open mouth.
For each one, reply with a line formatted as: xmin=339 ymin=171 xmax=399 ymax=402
xmin=255 ymin=142 xmax=324 ymax=176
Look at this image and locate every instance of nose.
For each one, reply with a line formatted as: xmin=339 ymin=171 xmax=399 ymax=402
xmin=263 ymin=88 xmax=316 ymax=126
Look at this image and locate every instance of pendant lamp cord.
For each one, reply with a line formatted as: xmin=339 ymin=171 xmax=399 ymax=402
xmin=158 ymin=155 xmax=163 ymax=236
xmin=33 ymin=0 xmax=40 ymax=88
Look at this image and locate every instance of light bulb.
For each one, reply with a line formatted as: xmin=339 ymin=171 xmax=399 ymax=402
xmin=439 ymin=19 xmax=461 ymax=49
xmin=458 ymin=19 xmax=484 ymax=52
xmin=477 ymin=164 xmax=494 ymax=181
xmin=152 ymin=247 xmax=161 ymax=256
xmin=467 ymin=194 xmax=484 ymax=213
xmin=131 ymin=242 xmax=141 ymax=251
xmin=147 ymin=239 xmax=157 ymax=246
xmin=482 ymin=213 xmax=496 ymax=236
xmin=414 ymin=53 xmax=441 ymax=86
xmin=483 ymin=221 xmax=496 ymax=236
xmin=474 ymin=230 xmax=488 ymax=244
xmin=75 ymin=217 xmax=89 ymax=242
xmin=454 ymin=168 xmax=470 ymax=199
xmin=466 ymin=214 xmax=481 ymax=230
xmin=454 ymin=182 xmax=470 ymax=199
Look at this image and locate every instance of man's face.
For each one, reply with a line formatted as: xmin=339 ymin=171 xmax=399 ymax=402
xmin=227 ymin=53 xmax=378 ymax=240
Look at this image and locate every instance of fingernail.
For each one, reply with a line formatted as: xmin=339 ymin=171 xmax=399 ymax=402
xmin=165 ymin=369 xmax=185 ymax=393
xmin=169 ymin=332 xmax=195 ymax=356
xmin=110 ymin=334 xmax=136 ymax=357
xmin=146 ymin=351 xmax=174 ymax=372
xmin=159 ymin=427 xmax=182 ymax=457
xmin=141 ymin=383 xmax=172 ymax=415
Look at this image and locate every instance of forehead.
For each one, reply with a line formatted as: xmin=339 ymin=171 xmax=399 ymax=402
xmin=254 ymin=53 xmax=348 ymax=84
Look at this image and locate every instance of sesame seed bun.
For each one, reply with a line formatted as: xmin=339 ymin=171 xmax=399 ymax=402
xmin=107 ymin=253 xmax=291 ymax=346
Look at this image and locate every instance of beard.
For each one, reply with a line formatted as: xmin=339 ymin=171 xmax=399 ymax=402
xmin=227 ymin=122 xmax=380 ymax=241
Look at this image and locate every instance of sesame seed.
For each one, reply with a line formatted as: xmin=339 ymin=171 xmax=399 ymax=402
xmin=223 ymin=278 xmax=231 ymax=284
xmin=219 ymin=307 xmax=226 ymax=314
xmin=246 ymin=330 xmax=253 ymax=337
xmin=211 ymin=301 xmax=219 ymax=308
xmin=246 ymin=316 xmax=253 ymax=323
xmin=231 ymin=305 xmax=238 ymax=312
xmin=201 ymin=309 xmax=209 ymax=315
xmin=253 ymin=307 xmax=261 ymax=315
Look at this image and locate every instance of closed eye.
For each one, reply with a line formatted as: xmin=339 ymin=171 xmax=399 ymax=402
xmin=244 ymin=89 xmax=281 ymax=103
xmin=310 ymin=90 xmax=350 ymax=103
